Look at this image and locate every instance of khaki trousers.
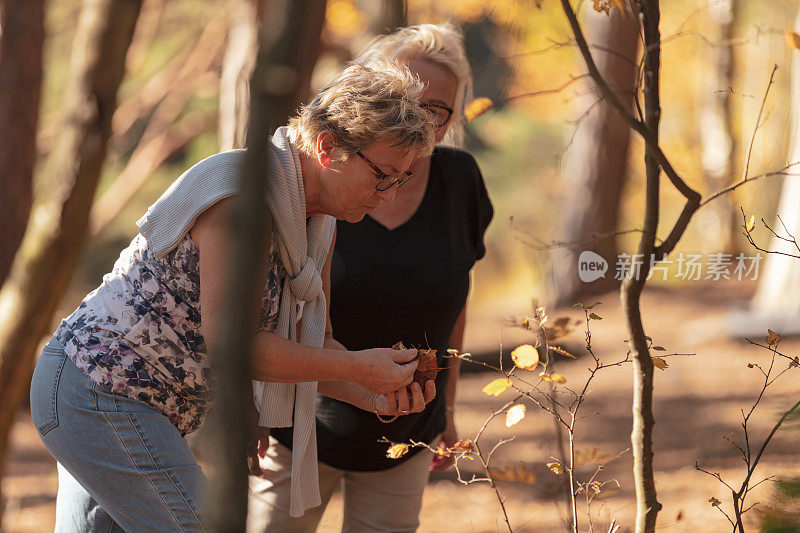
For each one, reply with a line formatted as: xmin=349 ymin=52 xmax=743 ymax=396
xmin=247 ymin=437 xmax=436 ymax=533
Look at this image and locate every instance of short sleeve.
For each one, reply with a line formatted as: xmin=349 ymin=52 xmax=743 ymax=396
xmin=435 ymin=147 xmax=493 ymax=266
xmin=468 ymin=156 xmax=493 ymax=261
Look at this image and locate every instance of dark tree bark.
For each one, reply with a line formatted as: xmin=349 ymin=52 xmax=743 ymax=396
xmin=208 ymin=1 xmax=326 ymax=530
xmin=0 ymin=0 xmax=142 ymax=522
xmin=552 ymin=3 xmax=640 ymax=306
xmin=0 ymin=0 xmax=45 ymax=288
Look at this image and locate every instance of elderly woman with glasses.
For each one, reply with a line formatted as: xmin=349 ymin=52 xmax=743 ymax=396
xmin=249 ymin=23 xmax=493 ymax=532
xmin=29 ymin=59 xmax=439 ymax=531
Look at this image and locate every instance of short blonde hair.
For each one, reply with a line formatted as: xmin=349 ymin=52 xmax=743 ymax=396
xmin=288 ymin=59 xmax=434 ymax=160
xmin=354 ymin=23 xmax=473 ymax=147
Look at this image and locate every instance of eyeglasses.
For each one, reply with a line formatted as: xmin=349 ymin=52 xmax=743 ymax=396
xmin=356 ymin=151 xmax=413 ymax=191
xmin=421 ymin=103 xmax=454 ymax=128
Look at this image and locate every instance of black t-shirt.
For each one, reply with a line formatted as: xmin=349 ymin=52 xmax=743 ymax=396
xmin=271 ymin=146 xmax=493 ymax=471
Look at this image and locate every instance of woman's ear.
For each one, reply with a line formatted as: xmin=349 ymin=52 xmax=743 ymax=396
xmin=316 ymin=131 xmax=336 ymax=168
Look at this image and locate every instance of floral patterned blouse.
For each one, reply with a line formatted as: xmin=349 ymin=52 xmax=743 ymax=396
xmin=55 ymin=232 xmax=285 ymax=435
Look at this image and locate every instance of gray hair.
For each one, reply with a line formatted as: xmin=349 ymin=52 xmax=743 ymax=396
xmin=288 ymin=59 xmax=434 ymax=161
xmin=353 ymin=22 xmax=473 ymax=147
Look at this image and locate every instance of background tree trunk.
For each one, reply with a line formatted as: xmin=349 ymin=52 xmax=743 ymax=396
xmin=209 ymin=0 xmax=326 ymax=530
xmin=218 ymin=0 xmax=326 ymax=151
xmin=551 ymin=3 xmax=640 ymax=307
xmin=0 ymin=0 xmax=142 ymax=522
xmin=747 ymin=7 xmax=800 ymax=331
xmin=696 ymin=0 xmax=739 ymax=254
xmin=0 ymin=0 xmax=45 ymax=288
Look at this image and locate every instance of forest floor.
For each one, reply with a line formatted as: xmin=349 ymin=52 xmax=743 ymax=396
xmin=4 ymin=280 xmax=800 ymax=532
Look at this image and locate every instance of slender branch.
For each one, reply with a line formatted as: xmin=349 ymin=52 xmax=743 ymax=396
xmin=741 ymin=64 xmax=778 ymax=184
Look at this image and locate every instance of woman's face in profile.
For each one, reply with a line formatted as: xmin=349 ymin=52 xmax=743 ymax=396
xmin=400 ymin=57 xmax=458 ymax=144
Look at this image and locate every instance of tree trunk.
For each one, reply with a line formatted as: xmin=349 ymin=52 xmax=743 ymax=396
xmin=749 ymin=7 xmax=800 ymax=323
xmin=0 ymin=0 xmax=45 ymax=288
xmin=0 ymin=0 xmax=142 ymax=522
xmin=208 ymin=1 xmax=326 ymax=530
xmin=218 ymin=0 xmax=326 ymax=151
xmin=696 ymin=0 xmax=739 ymax=254
xmin=624 ymin=4 xmax=663 ymax=531
xmin=552 ymin=3 xmax=639 ymax=306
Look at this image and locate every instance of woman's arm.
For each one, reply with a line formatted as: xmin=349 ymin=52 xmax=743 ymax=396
xmin=192 ymin=198 xmax=419 ymax=394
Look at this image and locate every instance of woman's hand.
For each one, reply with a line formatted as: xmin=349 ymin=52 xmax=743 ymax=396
xmin=431 ymin=411 xmax=458 ymax=471
xmin=373 ymin=380 xmax=436 ymax=416
xmin=354 ymin=348 xmax=419 ymax=394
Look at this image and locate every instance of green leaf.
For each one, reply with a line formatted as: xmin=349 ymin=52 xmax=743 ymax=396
xmin=644 ymin=336 xmax=652 ymax=342
xmin=652 ymin=346 xmax=666 ymax=351
xmin=588 ymin=313 xmax=603 ymax=320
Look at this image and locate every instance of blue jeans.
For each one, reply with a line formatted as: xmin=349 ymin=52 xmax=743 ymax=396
xmin=30 ymin=338 xmax=208 ymax=532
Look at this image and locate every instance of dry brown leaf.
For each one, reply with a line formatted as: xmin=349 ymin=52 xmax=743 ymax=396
xmin=766 ymin=329 xmax=781 ymax=346
xmin=452 ymin=439 xmax=474 ymax=451
xmin=489 ymin=463 xmax=537 ymax=484
xmin=709 ymin=496 xmax=722 ymax=507
xmin=413 ymin=348 xmax=438 ymax=384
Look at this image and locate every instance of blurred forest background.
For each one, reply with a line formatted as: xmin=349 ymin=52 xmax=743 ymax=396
xmin=3 ymin=0 xmax=800 ymax=531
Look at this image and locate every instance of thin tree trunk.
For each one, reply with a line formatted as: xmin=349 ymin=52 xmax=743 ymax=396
xmin=218 ymin=0 xmax=326 ymax=151
xmin=0 ymin=0 xmax=142 ymax=522
xmin=696 ymin=0 xmax=739 ymax=254
xmin=552 ymin=4 xmax=639 ymax=306
xmin=0 ymin=0 xmax=45 ymax=288
xmin=623 ymin=3 xmax=662 ymax=531
xmin=749 ymin=7 xmax=800 ymax=319
xmin=209 ymin=1 xmax=326 ymax=530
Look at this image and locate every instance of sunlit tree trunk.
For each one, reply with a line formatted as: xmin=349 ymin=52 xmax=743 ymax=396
xmin=209 ymin=1 xmax=326 ymax=530
xmin=749 ymin=7 xmax=800 ymax=323
xmin=0 ymin=0 xmax=45 ymax=288
xmin=696 ymin=0 xmax=739 ymax=254
xmin=218 ymin=0 xmax=326 ymax=151
xmin=0 ymin=0 xmax=142 ymax=522
xmin=552 ymin=3 xmax=639 ymax=306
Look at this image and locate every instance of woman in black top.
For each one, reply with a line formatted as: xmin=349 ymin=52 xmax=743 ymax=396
xmin=249 ymin=23 xmax=493 ymax=532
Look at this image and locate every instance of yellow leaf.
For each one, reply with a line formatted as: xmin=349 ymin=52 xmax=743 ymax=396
xmin=464 ymin=97 xmax=493 ymax=122
xmin=482 ymin=378 xmax=513 ymax=396
xmin=652 ymin=357 xmax=668 ymax=370
xmin=505 ymin=404 xmax=527 ymax=427
xmin=552 ymin=346 xmax=576 ymax=359
xmin=539 ymin=371 xmax=566 ymax=383
xmin=386 ymin=443 xmax=409 ymax=459
xmin=787 ymin=31 xmax=800 ymax=50
xmin=547 ymin=461 xmax=564 ymax=475
xmin=766 ymin=329 xmax=780 ymax=346
xmin=511 ymin=344 xmax=540 ymax=369
xmin=745 ymin=215 xmax=756 ymax=233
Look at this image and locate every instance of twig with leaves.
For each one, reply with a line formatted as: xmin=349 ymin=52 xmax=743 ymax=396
xmin=696 ymin=330 xmax=800 ymax=532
